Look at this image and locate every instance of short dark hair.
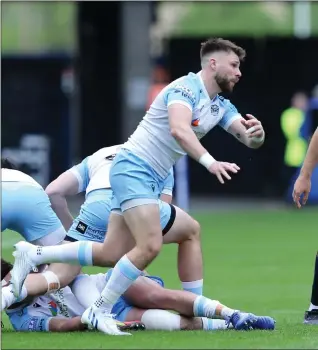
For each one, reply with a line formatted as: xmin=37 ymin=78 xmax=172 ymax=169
xmin=200 ymin=38 xmax=246 ymax=61
xmin=1 ymin=158 xmax=17 ymax=170
xmin=1 ymin=259 xmax=13 ymax=280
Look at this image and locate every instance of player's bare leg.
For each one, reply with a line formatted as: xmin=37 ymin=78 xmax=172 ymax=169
xmin=10 ymin=215 xmax=135 ymax=299
xmin=125 ymin=307 xmax=229 ymax=331
xmin=120 ymin=275 xmax=275 ymax=330
xmin=83 ymin=205 xmax=163 ymax=335
xmin=73 ymin=214 xmax=135 ymax=309
xmin=163 ymin=206 xmax=203 ymax=295
xmin=2 ymin=262 xmax=81 ymax=311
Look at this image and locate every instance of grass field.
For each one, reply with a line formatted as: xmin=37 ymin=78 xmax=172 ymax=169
xmin=1 ymin=208 xmax=318 ymax=349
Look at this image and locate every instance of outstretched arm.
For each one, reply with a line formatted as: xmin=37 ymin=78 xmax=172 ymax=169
xmin=169 ymin=105 xmax=239 ymax=184
xmin=45 ymin=171 xmax=80 ymax=231
xmin=293 ymin=127 xmax=318 ymax=208
xmin=299 ymin=127 xmax=318 ymax=177
xmin=169 ymin=104 xmax=209 ymax=162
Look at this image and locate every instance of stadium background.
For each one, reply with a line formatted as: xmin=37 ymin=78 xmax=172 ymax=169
xmin=1 ymin=2 xmax=318 ymax=349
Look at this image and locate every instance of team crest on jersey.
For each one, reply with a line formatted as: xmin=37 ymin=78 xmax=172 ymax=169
xmin=48 ymin=301 xmax=58 ymax=316
xmin=211 ymin=104 xmax=219 ymax=116
xmin=174 ymin=84 xmax=196 ymax=104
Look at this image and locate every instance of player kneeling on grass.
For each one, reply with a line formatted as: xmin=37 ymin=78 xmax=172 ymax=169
xmin=2 ymin=259 xmax=275 ymax=332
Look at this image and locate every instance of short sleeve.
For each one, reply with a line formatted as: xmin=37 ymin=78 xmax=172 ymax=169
xmin=68 ymin=157 xmax=90 ymax=193
xmin=218 ymin=99 xmax=242 ymax=131
xmin=164 ymin=77 xmax=199 ymax=112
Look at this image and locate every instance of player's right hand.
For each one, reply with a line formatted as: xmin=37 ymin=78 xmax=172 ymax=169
xmin=292 ymin=174 xmax=311 ymax=208
xmin=208 ymin=161 xmax=240 ymax=184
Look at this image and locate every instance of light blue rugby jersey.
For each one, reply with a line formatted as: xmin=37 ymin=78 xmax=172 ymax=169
xmin=123 ymin=71 xmax=242 ymax=177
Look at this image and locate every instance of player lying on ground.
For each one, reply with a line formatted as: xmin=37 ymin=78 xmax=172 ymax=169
xmin=292 ymin=126 xmax=318 ymax=325
xmin=10 ymin=38 xmax=266 ymax=335
xmin=1 ymin=259 xmax=275 ymax=332
xmin=1 ymin=259 xmax=142 ymax=333
xmin=1 ymin=158 xmax=81 ymax=307
xmin=7 ymin=145 xmax=204 ymax=311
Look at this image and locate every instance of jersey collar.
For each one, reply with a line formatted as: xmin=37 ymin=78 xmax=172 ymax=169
xmin=196 ymin=71 xmax=218 ymax=102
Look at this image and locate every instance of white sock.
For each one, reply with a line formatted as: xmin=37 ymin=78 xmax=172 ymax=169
xmin=93 ymin=255 xmax=142 ymax=313
xmin=71 ymin=274 xmax=101 ymax=309
xmin=309 ymin=303 xmax=318 ymax=311
xmin=220 ymin=306 xmax=236 ymax=320
xmin=201 ymin=317 xmax=229 ymax=330
xmin=2 ymin=286 xmax=15 ymax=310
xmin=182 ymin=279 xmax=203 ymax=295
xmin=2 ymin=285 xmax=27 ymax=309
xmin=30 ymin=241 xmax=93 ymax=266
xmin=193 ymin=296 xmax=235 ymax=321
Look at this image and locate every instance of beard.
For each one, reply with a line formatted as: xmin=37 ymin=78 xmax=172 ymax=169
xmin=215 ymin=73 xmax=235 ymax=93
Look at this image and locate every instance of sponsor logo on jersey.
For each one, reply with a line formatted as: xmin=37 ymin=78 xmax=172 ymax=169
xmin=76 ymin=221 xmax=88 ymax=234
xmin=48 ymin=301 xmax=58 ymax=316
xmin=174 ymin=84 xmax=196 ymax=104
xmin=85 ymin=227 xmax=105 ymax=241
xmin=211 ymin=104 xmax=219 ymax=116
xmin=191 ymin=118 xmax=200 ymax=126
xmin=52 ymin=289 xmax=71 ymax=318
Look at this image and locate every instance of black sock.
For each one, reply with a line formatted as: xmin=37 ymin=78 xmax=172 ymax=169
xmin=310 ymin=252 xmax=318 ymax=307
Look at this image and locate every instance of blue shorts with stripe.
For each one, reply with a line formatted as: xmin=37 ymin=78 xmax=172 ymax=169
xmin=65 ymin=189 xmax=176 ymax=243
xmin=110 ymin=148 xmax=171 ymax=212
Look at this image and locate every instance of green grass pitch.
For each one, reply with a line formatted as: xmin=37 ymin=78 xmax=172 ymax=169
xmin=1 ymin=208 xmax=318 ymax=349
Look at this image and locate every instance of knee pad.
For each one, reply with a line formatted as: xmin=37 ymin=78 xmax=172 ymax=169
xmin=42 ymin=271 xmax=60 ymax=293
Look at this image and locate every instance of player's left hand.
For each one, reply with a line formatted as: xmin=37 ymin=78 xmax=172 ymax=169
xmin=292 ymin=174 xmax=311 ymax=208
xmin=241 ymin=114 xmax=264 ymax=139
